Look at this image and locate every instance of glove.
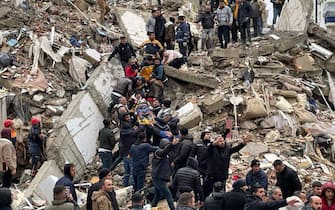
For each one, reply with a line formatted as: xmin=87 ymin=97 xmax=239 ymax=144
xmin=182 ymin=42 xmax=188 ymax=47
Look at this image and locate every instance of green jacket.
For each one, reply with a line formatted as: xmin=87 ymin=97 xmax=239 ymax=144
xmin=45 ymin=200 xmax=75 ymax=210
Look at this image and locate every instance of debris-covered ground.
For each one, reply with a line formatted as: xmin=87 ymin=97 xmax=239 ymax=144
xmin=1 ymin=0 xmax=335 ymax=209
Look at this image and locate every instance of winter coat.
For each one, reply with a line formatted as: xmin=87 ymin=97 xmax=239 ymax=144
xmin=203 ymin=191 xmax=225 ymax=210
xmin=165 ymin=21 xmax=175 ymax=41
xmin=130 ymin=143 xmax=158 ymax=173
xmin=244 ymin=195 xmax=287 ymax=210
xmin=0 ymin=138 xmax=17 ymax=172
xmin=194 ymin=139 xmax=210 ymax=175
xmin=173 ymin=135 xmax=195 ymax=170
xmin=321 ymin=182 xmax=335 ymax=210
xmin=216 ymin=6 xmax=233 ymax=26
xmin=87 ymin=182 xmax=119 ymax=210
xmin=0 ymin=187 xmax=13 ymax=210
xmin=155 ymin=15 xmax=166 ymax=41
xmin=237 ymin=1 xmax=252 ymax=22
xmin=119 ymin=121 xmax=138 ymax=157
xmin=113 ymin=77 xmax=133 ymax=97
xmin=152 ymin=142 xmax=173 ymax=181
xmin=108 ymin=43 xmax=135 ymax=63
xmin=195 ymin=12 xmax=215 ymax=29
xmin=55 ymin=165 xmax=77 ymax=202
xmin=175 ymin=22 xmax=190 ymax=43
xmin=250 ymin=0 xmax=261 ymax=18
xmin=92 ymin=190 xmax=113 ymax=210
xmin=146 ymin=16 xmax=156 ymax=33
xmin=173 ymin=157 xmax=204 ymax=201
xmin=45 ymin=200 xmax=75 ymax=210
xmin=275 ymin=165 xmax=302 ymax=198
xmin=152 ymin=64 xmax=166 ymax=81
xmin=203 ymin=143 xmax=245 ymax=180
xmin=98 ymin=127 xmax=116 ymax=151
xmin=141 ymin=39 xmax=164 ymax=56
xmin=246 ymin=169 xmax=268 ymax=190
xmin=222 ymin=188 xmax=247 ymax=210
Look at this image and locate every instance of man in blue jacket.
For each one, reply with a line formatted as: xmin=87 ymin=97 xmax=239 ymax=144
xmin=246 ymin=159 xmax=268 ymax=190
xmin=55 ymin=163 xmax=78 ymax=205
xmin=175 ymin=15 xmax=190 ymax=59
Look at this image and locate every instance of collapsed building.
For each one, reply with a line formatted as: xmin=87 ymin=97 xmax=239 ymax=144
xmin=1 ymin=0 xmax=335 ymax=209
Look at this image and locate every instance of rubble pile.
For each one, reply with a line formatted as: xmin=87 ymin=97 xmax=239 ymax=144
xmin=1 ymin=0 xmax=335 ymax=209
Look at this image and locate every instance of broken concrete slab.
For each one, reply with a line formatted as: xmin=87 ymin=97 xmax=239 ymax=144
xmin=201 ymin=94 xmax=229 ymax=114
xmin=210 ymin=48 xmax=242 ymax=59
xmin=276 ymin=0 xmax=313 ymax=32
xmin=275 ymin=34 xmax=307 ymax=53
xmin=114 ymin=8 xmax=148 ymax=47
xmin=0 ymin=6 xmax=11 ymax=19
xmin=164 ymin=66 xmax=219 ymax=89
xmin=293 ymin=54 xmax=320 ymax=73
xmin=176 ymin=102 xmax=203 ymax=129
xmin=308 ymin=23 xmax=335 ymax=49
xmin=240 ymin=142 xmax=269 ymax=157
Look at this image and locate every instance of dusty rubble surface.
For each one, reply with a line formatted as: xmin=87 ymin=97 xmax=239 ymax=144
xmin=1 ymin=0 xmax=335 ymax=209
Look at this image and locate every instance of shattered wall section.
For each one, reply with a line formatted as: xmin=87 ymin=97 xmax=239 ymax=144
xmin=276 ymin=0 xmax=313 ymax=32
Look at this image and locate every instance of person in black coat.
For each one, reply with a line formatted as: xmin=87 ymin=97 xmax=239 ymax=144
xmin=244 ymin=184 xmax=299 ymax=210
xmin=202 ymin=134 xmax=250 ymax=197
xmin=154 ymin=10 xmax=166 ymax=47
xmin=152 ymin=138 xmax=179 ymax=210
xmin=194 ymin=129 xmax=211 ymax=177
xmin=202 ymin=182 xmax=225 ymax=210
xmin=86 ymin=168 xmax=119 ymax=210
xmin=172 ymin=128 xmax=195 ymax=172
xmin=108 ymin=37 xmax=136 ymax=69
xmin=0 ymin=187 xmax=13 ymax=210
xmin=172 ymin=157 xmax=204 ymax=203
xmin=273 ymin=159 xmax=302 ymax=198
xmin=222 ymin=179 xmax=248 ymax=210
xmin=55 ymin=163 xmax=78 ymax=204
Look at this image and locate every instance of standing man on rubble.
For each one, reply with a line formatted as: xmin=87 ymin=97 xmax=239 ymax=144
xmin=154 ymin=8 xmax=166 ymax=46
xmin=146 ymin=8 xmax=158 ymax=34
xmin=98 ymin=0 xmax=110 ymax=23
xmin=237 ymin=0 xmax=252 ymax=45
xmin=56 ymin=163 xmax=78 ymax=205
xmin=216 ymin=1 xmax=233 ymax=48
xmin=0 ymin=133 xmax=16 ymax=188
xmin=164 ymin=17 xmax=176 ymax=50
xmin=108 ymin=36 xmax=136 ymax=69
xmin=176 ymin=15 xmax=190 ymax=60
xmin=273 ymin=159 xmax=302 ymax=198
xmin=202 ymin=134 xmax=251 ymax=197
xmin=194 ymin=5 xmax=215 ymax=51
xmin=98 ymin=119 xmax=117 ymax=170
xmin=271 ymin=0 xmax=285 ymax=25
xmin=28 ymin=118 xmax=46 ymax=177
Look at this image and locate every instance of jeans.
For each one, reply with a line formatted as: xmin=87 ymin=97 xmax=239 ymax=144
xmin=201 ymin=28 xmax=214 ymax=50
xmin=252 ymin=17 xmax=262 ymax=37
xmin=239 ymin=19 xmax=251 ymax=44
xmin=98 ymin=151 xmax=112 ymax=169
xmin=29 ymin=142 xmax=42 ymax=169
xmin=152 ymin=178 xmax=175 ymax=210
xmin=122 ymin=156 xmax=134 ymax=187
xmin=231 ymin=19 xmax=238 ymax=43
xmin=218 ymin=25 xmax=230 ymax=48
xmin=273 ymin=6 xmax=282 ymax=24
xmin=203 ymin=176 xmax=226 ymax=198
xmin=134 ymin=170 xmax=146 ymax=192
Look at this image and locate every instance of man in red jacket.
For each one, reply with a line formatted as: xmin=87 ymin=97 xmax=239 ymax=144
xmin=321 ymin=182 xmax=335 ymax=210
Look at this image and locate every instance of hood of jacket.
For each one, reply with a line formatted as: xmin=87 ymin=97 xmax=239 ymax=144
xmin=0 ymin=187 xmax=12 ymax=207
xmin=321 ymin=182 xmax=335 ymax=197
xmin=186 ymin=157 xmax=199 ymax=170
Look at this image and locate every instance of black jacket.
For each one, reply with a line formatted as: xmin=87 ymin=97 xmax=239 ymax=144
xmin=222 ymin=188 xmax=247 ymax=210
xmin=119 ymin=121 xmax=139 ymax=156
xmin=155 ymin=15 xmax=166 ymax=42
xmin=237 ymin=1 xmax=252 ymax=22
xmin=108 ymin=43 xmax=135 ymax=63
xmin=55 ymin=165 xmax=77 ymax=203
xmin=194 ymin=140 xmax=210 ymax=175
xmin=173 ymin=135 xmax=195 ymax=170
xmin=173 ymin=157 xmax=204 ymax=201
xmin=203 ymin=191 xmax=225 ymax=210
xmin=113 ymin=77 xmax=133 ymax=97
xmin=244 ymin=195 xmax=287 ymax=210
xmin=195 ymin=12 xmax=215 ymax=29
xmin=204 ymin=143 xmax=245 ymax=180
xmin=275 ymin=165 xmax=302 ymax=198
xmin=0 ymin=187 xmax=12 ymax=210
xmin=86 ymin=182 xmax=119 ymax=210
xmin=98 ymin=127 xmax=116 ymax=150
xmin=152 ymin=142 xmax=173 ymax=181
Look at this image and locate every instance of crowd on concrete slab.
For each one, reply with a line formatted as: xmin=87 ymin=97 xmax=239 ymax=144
xmin=2 ymin=0 xmax=335 ymax=210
